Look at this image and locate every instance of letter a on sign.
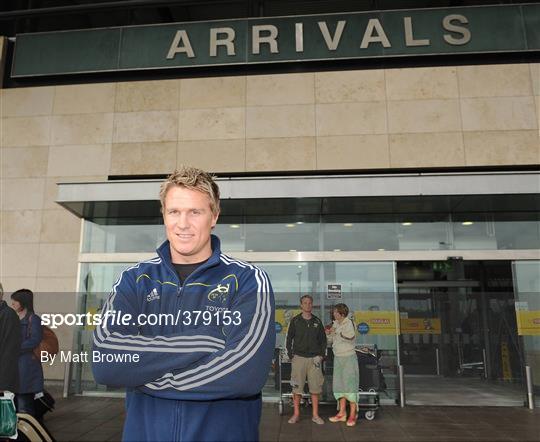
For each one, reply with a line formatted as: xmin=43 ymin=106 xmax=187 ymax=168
xmin=167 ymin=30 xmax=195 ymax=59
xmin=360 ymin=19 xmax=391 ymax=48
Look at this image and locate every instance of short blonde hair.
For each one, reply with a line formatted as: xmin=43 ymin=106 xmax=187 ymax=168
xmin=160 ymin=166 xmax=220 ymax=215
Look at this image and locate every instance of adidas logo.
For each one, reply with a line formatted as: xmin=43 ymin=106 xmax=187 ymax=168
xmin=146 ymin=288 xmax=160 ymax=302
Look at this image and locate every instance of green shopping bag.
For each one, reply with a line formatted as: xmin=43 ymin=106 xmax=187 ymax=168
xmin=0 ymin=392 xmax=18 ymax=439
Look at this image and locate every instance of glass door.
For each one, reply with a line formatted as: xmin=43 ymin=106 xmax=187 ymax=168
xmin=260 ymin=261 xmax=399 ymax=404
xmin=398 ymin=260 xmax=525 ymax=406
xmin=399 ymin=286 xmax=485 ymax=378
xmin=513 ymin=260 xmax=540 ymax=407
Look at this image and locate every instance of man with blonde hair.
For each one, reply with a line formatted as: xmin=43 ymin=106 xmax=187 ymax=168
xmin=286 ymin=294 xmax=327 ymax=425
xmin=93 ymin=166 xmax=275 ymax=441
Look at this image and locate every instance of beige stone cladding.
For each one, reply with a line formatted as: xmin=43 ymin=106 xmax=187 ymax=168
xmin=1 ymin=63 xmax=539 ymax=379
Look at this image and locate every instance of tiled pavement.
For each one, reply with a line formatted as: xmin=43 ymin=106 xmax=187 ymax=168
xmin=43 ymin=395 xmax=540 ymax=442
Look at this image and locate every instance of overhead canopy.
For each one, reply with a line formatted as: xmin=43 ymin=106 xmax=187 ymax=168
xmin=56 ymin=171 xmax=540 ymax=220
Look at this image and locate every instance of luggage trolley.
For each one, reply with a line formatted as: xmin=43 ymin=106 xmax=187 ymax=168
xmin=277 ymin=345 xmax=385 ymax=420
xmin=356 ymin=345 xmax=385 ymax=421
xmin=277 ymin=347 xmax=293 ymax=415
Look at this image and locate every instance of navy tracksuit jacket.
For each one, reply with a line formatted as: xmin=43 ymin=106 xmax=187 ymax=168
xmin=92 ymin=235 xmax=275 ymax=441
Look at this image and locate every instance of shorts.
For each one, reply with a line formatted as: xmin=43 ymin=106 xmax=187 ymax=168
xmin=290 ymin=355 xmax=324 ymax=395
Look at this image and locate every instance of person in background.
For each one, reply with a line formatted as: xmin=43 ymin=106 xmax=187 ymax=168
xmin=10 ymin=289 xmax=44 ymax=420
xmin=286 ymin=294 xmax=327 ymax=425
xmin=0 ymin=283 xmax=21 ymax=395
xmin=325 ymin=303 xmax=358 ymax=427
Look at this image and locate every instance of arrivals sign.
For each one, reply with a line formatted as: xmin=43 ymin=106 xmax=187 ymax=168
xmin=12 ymin=4 xmax=540 ymax=77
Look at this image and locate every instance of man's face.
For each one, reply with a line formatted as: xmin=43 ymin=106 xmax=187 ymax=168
xmin=163 ymin=186 xmax=219 ymax=264
xmin=300 ymin=296 xmax=313 ymax=314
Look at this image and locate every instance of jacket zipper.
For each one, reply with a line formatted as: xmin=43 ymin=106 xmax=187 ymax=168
xmin=157 ymin=246 xmax=222 ymax=332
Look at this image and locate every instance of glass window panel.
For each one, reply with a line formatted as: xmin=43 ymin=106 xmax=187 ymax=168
xmin=83 ymin=205 xmax=540 ymax=253
xmin=453 ymin=218 xmax=497 ymax=250
xmin=257 ymin=261 xmax=398 ymax=402
xmin=83 ymin=220 xmax=164 ymax=253
xmin=494 ymin=221 xmax=540 ymax=250
xmin=512 ymin=261 xmax=540 ymax=404
xmin=398 ymin=222 xmax=450 ymax=251
xmin=322 ymin=222 xmax=399 ymax=251
xmin=75 ymin=262 xmax=135 ymax=393
xmin=245 ymin=223 xmax=319 ymax=252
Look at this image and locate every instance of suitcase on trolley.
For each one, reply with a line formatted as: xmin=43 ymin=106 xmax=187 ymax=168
xmin=355 ymin=347 xmax=384 ymax=421
xmin=357 ymin=349 xmax=386 ymax=392
xmin=16 ymin=414 xmax=55 ymax=442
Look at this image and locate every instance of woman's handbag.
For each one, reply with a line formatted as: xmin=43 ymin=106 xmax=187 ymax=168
xmin=27 ymin=315 xmax=59 ymax=361
xmin=0 ymin=391 xmax=18 ymax=439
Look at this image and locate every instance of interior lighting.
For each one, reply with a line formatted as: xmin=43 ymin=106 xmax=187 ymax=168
xmin=462 ymin=221 xmax=474 ymax=226
xmin=402 ymin=222 xmax=412 ymax=226
xmin=286 ymin=224 xmax=295 ymax=228
xmin=343 ymin=223 xmax=354 ymax=227
xmin=229 ymin=224 xmax=240 ymax=229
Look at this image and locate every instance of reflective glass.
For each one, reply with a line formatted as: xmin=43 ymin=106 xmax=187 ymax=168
xmin=76 ymin=260 xmax=398 ymax=402
xmin=75 ymin=262 xmax=134 ymax=393
xmin=260 ymin=261 xmax=398 ymax=402
xmin=83 ymin=220 xmax=164 ymax=253
xmin=83 ymin=211 xmax=540 ymax=253
xmin=215 ymin=221 xmax=320 ymax=252
xmin=513 ymin=260 xmax=540 ymax=406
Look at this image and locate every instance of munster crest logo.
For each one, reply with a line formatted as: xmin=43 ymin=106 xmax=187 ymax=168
xmin=207 ymin=283 xmax=230 ymax=303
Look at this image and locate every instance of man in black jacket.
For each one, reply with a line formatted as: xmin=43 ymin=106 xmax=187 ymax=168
xmin=0 ymin=282 xmax=21 ymax=394
xmin=285 ymin=294 xmax=327 ymax=425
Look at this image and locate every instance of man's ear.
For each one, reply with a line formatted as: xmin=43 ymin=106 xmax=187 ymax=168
xmin=212 ymin=210 xmax=220 ymax=228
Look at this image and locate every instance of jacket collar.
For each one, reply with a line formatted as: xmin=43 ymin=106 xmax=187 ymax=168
xmin=156 ymin=234 xmax=222 ymax=269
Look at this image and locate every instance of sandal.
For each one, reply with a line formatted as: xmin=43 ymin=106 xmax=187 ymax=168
xmin=329 ymin=414 xmax=346 ymax=423
xmin=288 ymin=415 xmax=300 ymax=424
xmin=346 ymin=414 xmax=357 ymax=427
xmin=311 ymin=416 xmax=324 ymax=425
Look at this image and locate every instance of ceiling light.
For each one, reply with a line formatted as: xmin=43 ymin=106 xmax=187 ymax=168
xmin=402 ymin=222 xmax=412 ymax=226
xmin=296 ymin=221 xmax=304 ymax=225
xmin=462 ymin=221 xmax=474 ymax=226
xmin=229 ymin=224 xmax=240 ymax=229
xmin=333 ymin=249 xmax=341 ymax=252
xmin=343 ymin=223 xmax=353 ymax=227
xmin=289 ymin=249 xmax=297 ymax=252
xmin=286 ymin=224 xmax=295 ymax=228
xmin=378 ymin=248 xmax=386 ymax=251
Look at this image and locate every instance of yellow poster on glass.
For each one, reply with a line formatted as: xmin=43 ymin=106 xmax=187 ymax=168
xmin=516 ymin=310 xmax=540 ymax=336
xmin=354 ymin=311 xmax=398 ymax=335
xmin=275 ymin=309 xmax=302 ymax=335
xmin=400 ymin=317 xmax=441 ymax=334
